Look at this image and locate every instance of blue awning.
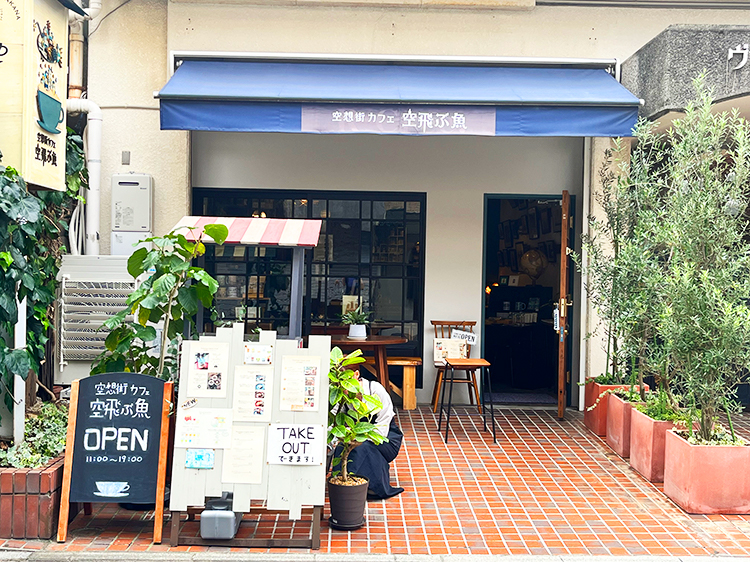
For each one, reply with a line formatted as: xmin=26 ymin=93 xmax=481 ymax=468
xmin=158 ymin=60 xmax=640 ymax=137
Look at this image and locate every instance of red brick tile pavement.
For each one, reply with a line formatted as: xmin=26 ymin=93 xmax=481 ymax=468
xmin=2 ymin=406 xmax=750 ymax=555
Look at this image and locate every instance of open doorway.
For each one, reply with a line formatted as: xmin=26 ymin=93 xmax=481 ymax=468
xmin=483 ymin=196 xmax=568 ymax=406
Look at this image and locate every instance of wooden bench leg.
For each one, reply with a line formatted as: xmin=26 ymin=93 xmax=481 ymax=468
xmin=432 ymin=368 xmax=444 ymax=413
xmin=402 ymin=366 xmax=416 ymax=410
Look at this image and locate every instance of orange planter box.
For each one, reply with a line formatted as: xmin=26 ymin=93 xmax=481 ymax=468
xmin=664 ymin=430 xmax=750 ymax=514
xmin=629 ymin=407 xmax=674 ymax=483
xmin=606 ymin=393 xmax=637 ymax=458
xmin=583 ymin=381 xmax=629 ymax=436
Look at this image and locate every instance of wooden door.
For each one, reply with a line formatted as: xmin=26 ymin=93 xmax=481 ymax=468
xmin=556 ymin=190 xmax=572 ymax=419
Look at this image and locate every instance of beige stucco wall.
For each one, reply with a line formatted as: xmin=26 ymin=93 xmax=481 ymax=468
xmin=191 ymin=132 xmax=584 ymax=405
xmin=83 ymin=0 xmax=750 ymax=407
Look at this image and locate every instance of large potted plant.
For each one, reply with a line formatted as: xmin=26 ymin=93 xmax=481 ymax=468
xmin=629 ymin=390 xmax=685 ymax=483
xmin=632 ymin=82 xmax=750 ymax=513
xmin=327 ymin=347 xmax=385 ymax=530
xmin=340 ymin=307 xmax=370 ymax=340
xmin=577 ymin=134 xmax=660 ymax=436
xmin=91 ymin=223 xmax=229 ymax=380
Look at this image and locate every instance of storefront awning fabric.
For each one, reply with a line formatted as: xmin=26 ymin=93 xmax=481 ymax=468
xmin=173 ymin=216 xmax=322 ymax=247
xmin=157 ymin=60 xmax=641 ymax=137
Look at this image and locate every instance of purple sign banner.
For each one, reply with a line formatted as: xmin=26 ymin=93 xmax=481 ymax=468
xmin=301 ymin=105 xmax=496 ymax=136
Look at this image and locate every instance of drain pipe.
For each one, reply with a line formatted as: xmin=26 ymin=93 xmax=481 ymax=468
xmin=67 ymin=0 xmax=102 ymax=255
xmin=67 ymin=99 xmax=102 ymax=256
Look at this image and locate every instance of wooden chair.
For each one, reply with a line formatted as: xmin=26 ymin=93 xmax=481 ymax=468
xmin=430 ymin=321 xmax=481 ymax=413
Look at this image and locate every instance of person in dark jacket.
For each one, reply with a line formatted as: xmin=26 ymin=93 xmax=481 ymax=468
xmin=334 ymin=371 xmax=405 ymax=499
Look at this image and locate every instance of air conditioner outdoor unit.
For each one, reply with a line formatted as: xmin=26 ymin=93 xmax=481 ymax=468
xmin=54 ymin=255 xmax=136 ymax=385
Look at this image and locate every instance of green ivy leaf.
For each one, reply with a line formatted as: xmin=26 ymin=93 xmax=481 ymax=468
xmin=4 ymin=349 xmax=31 ymax=378
xmin=8 ymin=197 xmax=41 ymax=224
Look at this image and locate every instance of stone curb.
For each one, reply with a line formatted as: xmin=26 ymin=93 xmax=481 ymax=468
xmin=0 ymin=552 xmax=743 ymax=562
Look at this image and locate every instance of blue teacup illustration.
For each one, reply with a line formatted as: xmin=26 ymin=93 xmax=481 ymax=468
xmin=36 ymin=89 xmax=64 ymax=134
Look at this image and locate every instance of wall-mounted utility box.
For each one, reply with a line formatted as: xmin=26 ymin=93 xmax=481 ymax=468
xmin=111 ymin=173 xmax=153 ymax=231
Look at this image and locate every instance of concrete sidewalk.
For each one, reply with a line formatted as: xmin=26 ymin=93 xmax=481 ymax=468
xmin=0 ymin=553 xmax=745 ymax=562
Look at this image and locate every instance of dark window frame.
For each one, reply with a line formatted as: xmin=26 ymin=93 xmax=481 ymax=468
xmin=192 ymin=187 xmax=426 ymax=386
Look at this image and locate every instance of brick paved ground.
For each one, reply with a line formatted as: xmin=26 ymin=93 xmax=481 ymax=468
xmin=3 ymin=406 xmax=750 ymax=555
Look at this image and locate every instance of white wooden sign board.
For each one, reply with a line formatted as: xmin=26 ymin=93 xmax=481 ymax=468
xmin=169 ymin=325 xmax=330 ymax=520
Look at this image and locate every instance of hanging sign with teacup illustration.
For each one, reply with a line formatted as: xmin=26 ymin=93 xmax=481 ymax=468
xmin=0 ymin=0 xmax=67 ymax=191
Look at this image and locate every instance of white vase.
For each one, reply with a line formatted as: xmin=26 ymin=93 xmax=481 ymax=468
xmin=348 ymin=324 xmax=367 ymax=339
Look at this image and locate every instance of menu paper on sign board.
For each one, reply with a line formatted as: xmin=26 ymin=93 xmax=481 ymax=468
xmin=243 ymin=344 xmax=273 ymax=365
xmin=433 ymin=338 xmax=468 ymax=364
xmin=279 ymin=356 xmax=321 ymax=412
xmin=222 ymin=425 xmax=265 ymax=484
xmin=175 ymin=407 xmax=233 ymax=449
xmin=186 ymin=341 xmax=230 ymax=398
xmin=68 ymin=373 xmax=167 ymax=503
xmin=233 ymin=365 xmax=273 ymax=422
xmin=267 ymin=424 xmax=325 ymax=465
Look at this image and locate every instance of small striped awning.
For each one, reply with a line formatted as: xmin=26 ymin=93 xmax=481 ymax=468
xmin=173 ymin=216 xmax=322 ymax=247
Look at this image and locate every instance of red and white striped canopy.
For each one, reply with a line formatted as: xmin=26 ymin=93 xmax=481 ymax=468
xmin=172 ymin=216 xmax=322 ymax=247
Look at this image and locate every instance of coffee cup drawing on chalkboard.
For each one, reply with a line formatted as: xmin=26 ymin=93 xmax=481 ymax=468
xmin=94 ymin=481 xmax=130 ymax=497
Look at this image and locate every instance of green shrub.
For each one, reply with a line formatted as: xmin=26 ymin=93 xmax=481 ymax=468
xmin=0 ymin=402 xmax=68 ymax=468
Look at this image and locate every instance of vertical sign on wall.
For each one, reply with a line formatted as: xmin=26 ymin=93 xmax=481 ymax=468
xmin=0 ymin=0 xmax=67 ymax=191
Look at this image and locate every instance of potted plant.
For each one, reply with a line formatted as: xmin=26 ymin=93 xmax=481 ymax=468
xmin=91 ymin=223 xmax=229 ymax=380
xmin=629 ymin=390 xmax=685 ymax=483
xmin=327 ymin=347 xmax=385 ymax=530
xmin=605 ymin=386 xmax=646 ymax=459
xmin=341 ymin=306 xmax=370 ymax=340
xmin=596 ymin=80 xmax=750 ymax=512
xmin=0 ymin=402 xmax=76 ymax=539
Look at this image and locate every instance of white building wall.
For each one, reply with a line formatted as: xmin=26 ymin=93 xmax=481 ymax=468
xmin=84 ymin=0 xmax=750 ymax=402
xmin=192 ymin=132 xmax=584 ymax=404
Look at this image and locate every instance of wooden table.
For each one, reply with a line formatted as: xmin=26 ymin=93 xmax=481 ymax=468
xmin=330 ymin=335 xmax=408 ymax=390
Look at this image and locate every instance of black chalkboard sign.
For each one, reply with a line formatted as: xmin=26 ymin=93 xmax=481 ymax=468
xmin=68 ymin=373 xmax=167 ymax=504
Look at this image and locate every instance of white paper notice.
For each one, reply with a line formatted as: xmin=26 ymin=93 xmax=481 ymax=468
xmin=243 ymin=344 xmax=273 ymax=365
xmin=233 ymin=365 xmax=273 ymax=422
xmin=279 ymin=356 xmax=321 ymax=412
xmin=222 ymin=425 xmax=265 ymax=484
xmin=186 ymin=341 xmax=230 ymax=398
xmin=175 ymin=407 xmax=233 ymax=449
xmin=267 ymin=424 xmax=325 ymax=465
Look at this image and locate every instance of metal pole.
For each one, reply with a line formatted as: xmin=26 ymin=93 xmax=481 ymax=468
xmin=289 ymin=247 xmax=305 ymax=339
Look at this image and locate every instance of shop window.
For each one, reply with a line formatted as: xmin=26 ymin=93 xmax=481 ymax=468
xmin=194 ymin=189 xmax=426 ymax=363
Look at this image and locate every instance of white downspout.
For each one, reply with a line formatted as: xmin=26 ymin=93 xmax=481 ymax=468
xmin=67 ymin=99 xmax=102 ymax=256
xmin=67 ymin=0 xmax=103 ymax=255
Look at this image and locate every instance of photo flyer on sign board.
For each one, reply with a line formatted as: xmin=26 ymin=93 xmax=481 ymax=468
xmin=186 ymin=341 xmax=230 ymax=398
xmin=279 ymin=356 xmax=321 ymax=412
xmin=233 ymin=365 xmax=273 ymax=422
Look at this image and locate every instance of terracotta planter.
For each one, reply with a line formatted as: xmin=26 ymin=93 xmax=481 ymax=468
xmin=664 ymin=430 xmax=750 ymax=514
xmin=583 ymin=381 xmax=629 ymax=436
xmin=629 ymin=407 xmax=674 ymax=482
xmin=0 ymin=456 xmax=79 ymax=539
xmin=606 ymin=394 xmax=638 ymax=458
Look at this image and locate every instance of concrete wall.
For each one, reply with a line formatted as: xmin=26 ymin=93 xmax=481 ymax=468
xmin=192 ymin=132 xmax=584 ymax=404
xmin=87 ymin=0 xmax=189 ymax=253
